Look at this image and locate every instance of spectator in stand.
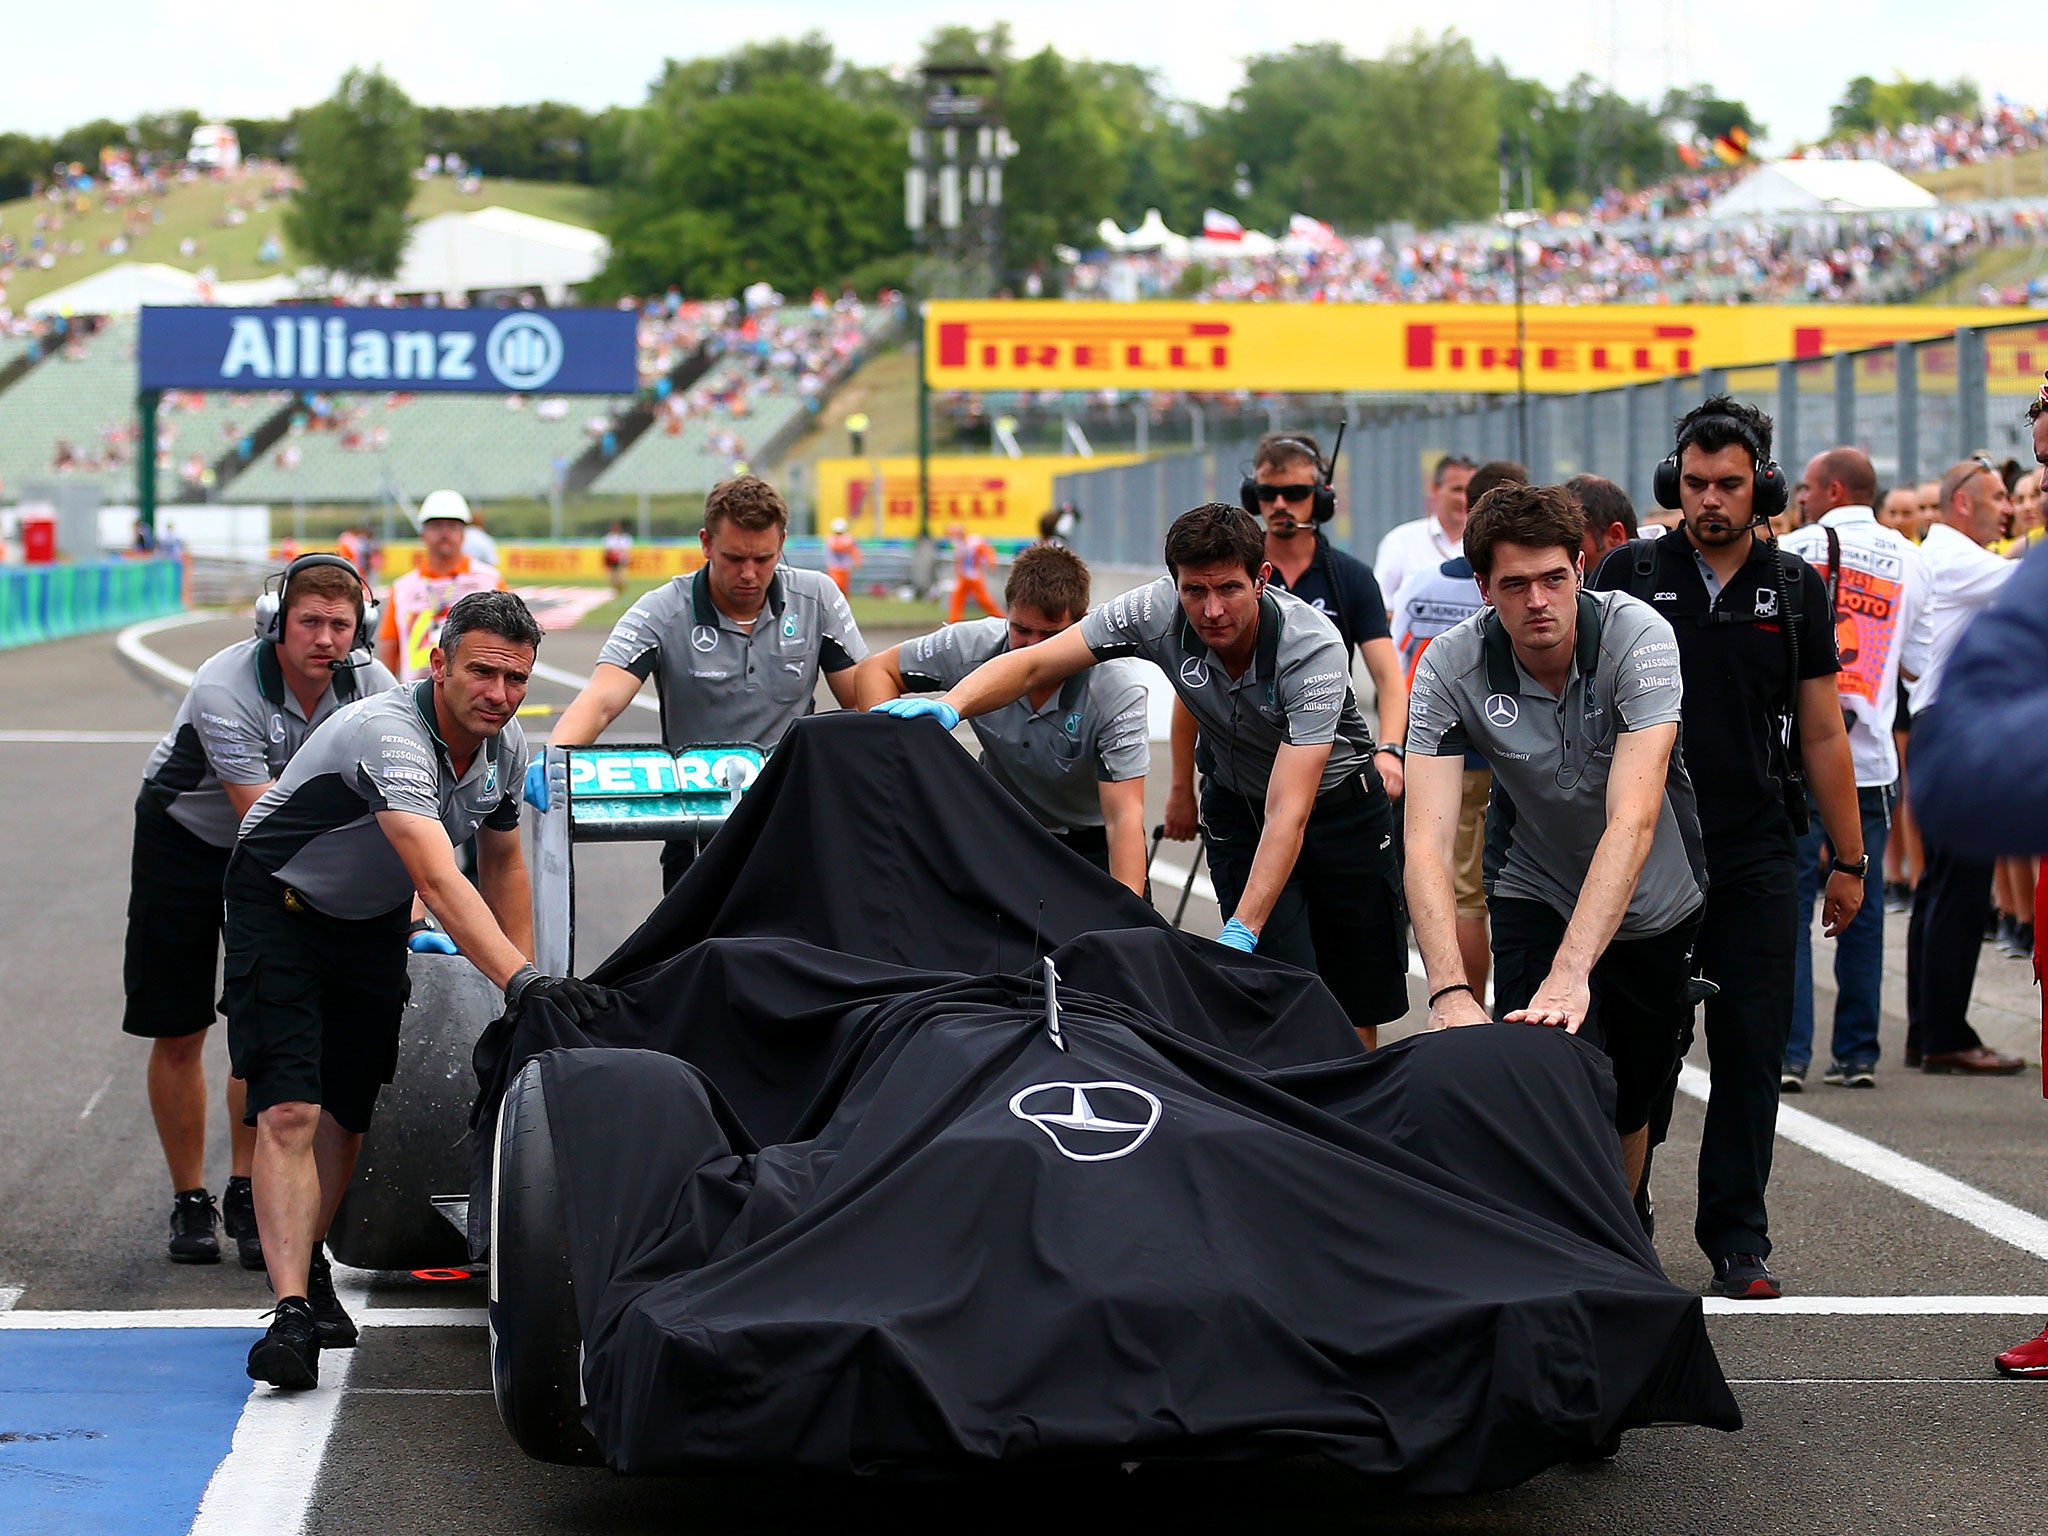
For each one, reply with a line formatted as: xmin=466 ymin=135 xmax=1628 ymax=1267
xmin=1375 ymin=455 xmax=1477 ymax=618
xmin=1905 ymin=459 xmax=2023 ymax=1075
xmin=1780 ymin=447 xmax=1934 ymax=1089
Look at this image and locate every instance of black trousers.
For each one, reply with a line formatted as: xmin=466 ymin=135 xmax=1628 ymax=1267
xmin=1201 ymin=775 xmax=1408 ymax=1032
xmin=1905 ymin=837 xmax=1995 ymax=1057
xmin=1648 ymin=826 xmax=1797 ymax=1264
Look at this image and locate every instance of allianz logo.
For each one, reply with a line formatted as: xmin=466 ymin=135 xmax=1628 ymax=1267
xmin=218 ymin=313 xmax=564 ymax=390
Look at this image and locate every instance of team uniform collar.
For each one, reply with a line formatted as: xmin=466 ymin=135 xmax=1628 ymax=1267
xmin=690 ymin=565 xmax=787 ymax=628
xmin=254 ymin=638 xmax=356 ymax=715
xmin=409 ymin=679 xmax=500 ymax=769
xmin=1481 ymin=591 xmax=1605 ymax=698
xmin=1815 ymin=505 xmax=1876 ymax=527
xmin=1175 ymin=589 xmax=1285 ymax=695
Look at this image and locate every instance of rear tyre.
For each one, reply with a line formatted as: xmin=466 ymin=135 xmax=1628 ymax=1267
xmin=490 ymin=1058 xmax=600 ymax=1465
xmin=328 ymin=951 xmax=500 ymax=1271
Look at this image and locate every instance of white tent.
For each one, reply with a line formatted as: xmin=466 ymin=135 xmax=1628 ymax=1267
xmin=26 ymin=262 xmax=210 ymax=315
xmin=1709 ymin=159 xmax=1938 ymax=217
xmin=389 ymin=206 xmax=608 ymax=301
xmin=1096 ymin=208 xmax=1189 ymax=258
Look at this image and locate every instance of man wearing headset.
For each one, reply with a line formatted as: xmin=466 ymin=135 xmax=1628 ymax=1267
xmin=1405 ymin=482 xmax=1705 ymax=1202
xmin=1164 ymin=431 xmax=1406 ymax=842
xmin=122 ymin=555 xmax=397 ymax=1270
xmin=1591 ymin=395 xmax=1862 ymax=1302
xmin=873 ymin=503 xmax=1409 ymax=1048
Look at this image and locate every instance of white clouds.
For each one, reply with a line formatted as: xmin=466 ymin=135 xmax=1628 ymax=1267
xmin=8 ymin=0 xmax=2041 ymax=149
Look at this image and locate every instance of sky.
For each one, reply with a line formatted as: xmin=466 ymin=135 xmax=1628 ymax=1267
xmin=11 ymin=1 xmax=2040 ymax=151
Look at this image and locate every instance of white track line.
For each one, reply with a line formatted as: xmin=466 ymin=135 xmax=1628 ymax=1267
xmin=116 ymin=608 xmax=223 ymax=692
xmin=1702 ymin=1295 xmax=2048 ymax=1316
xmin=0 ymin=1307 xmax=484 ymax=1330
xmin=530 ymin=659 xmax=657 ymax=712
xmin=0 ymin=730 xmax=164 ymax=743
xmin=78 ymin=1073 xmax=115 ymax=1119
xmin=189 ymin=1348 xmax=356 ymax=1536
xmin=0 ymin=1286 xmax=21 ymax=1312
xmin=1678 ymin=1064 xmax=2048 ymax=1263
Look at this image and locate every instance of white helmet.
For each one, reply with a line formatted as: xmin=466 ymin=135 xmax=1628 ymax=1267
xmin=831 ymin=519 xmax=849 ymax=534
xmin=418 ymin=489 xmax=473 ymax=525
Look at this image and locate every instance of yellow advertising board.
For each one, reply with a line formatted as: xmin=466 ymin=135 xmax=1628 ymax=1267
xmin=814 ymin=455 xmax=1143 ymax=541
xmin=924 ymin=302 xmax=2031 ymax=394
xmin=367 ymin=543 xmax=706 ymax=582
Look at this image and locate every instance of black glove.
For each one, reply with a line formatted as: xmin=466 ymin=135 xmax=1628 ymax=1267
xmin=504 ymin=964 xmax=619 ymax=1024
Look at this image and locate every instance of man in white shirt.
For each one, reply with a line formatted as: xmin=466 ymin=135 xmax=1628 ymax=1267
xmin=1904 ymin=458 xmax=2022 ymax=1075
xmin=1780 ymin=448 xmax=1934 ymax=1088
xmin=1374 ymin=454 xmax=1477 ymax=618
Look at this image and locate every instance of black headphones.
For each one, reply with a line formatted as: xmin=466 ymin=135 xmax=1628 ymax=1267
xmin=253 ymin=553 xmax=375 ymax=654
xmin=1240 ymin=426 xmax=1344 ymax=526
xmin=1653 ymin=411 xmax=1789 ymax=524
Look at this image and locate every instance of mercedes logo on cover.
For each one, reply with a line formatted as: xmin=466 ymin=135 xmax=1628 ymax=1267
xmin=1485 ymin=693 xmax=1519 ymax=727
xmin=1010 ymin=1081 xmax=1162 ymax=1162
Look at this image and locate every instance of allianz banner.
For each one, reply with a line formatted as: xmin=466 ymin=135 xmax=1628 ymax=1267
xmin=138 ymin=306 xmax=639 ymax=394
xmin=924 ymin=302 xmax=2029 ymax=394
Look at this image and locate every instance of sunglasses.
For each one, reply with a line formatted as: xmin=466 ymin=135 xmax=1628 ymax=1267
xmin=1254 ymin=484 xmax=1317 ymax=504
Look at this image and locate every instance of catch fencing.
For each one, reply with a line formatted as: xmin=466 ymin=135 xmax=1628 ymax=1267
xmin=1055 ymin=317 xmax=2048 ymax=570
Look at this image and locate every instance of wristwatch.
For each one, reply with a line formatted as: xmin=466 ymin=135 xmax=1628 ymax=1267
xmin=1830 ymin=853 xmax=1870 ymax=879
xmin=1375 ymin=743 xmax=1406 ymax=762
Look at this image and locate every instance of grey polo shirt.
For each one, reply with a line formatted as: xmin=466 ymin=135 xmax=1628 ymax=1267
xmin=1078 ymin=576 xmax=1373 ymax=798
xmin=898 ymin=616 xmax=1151 ymax=831
xmin=1407 ymin=589 xmax=1706 ymax=937
xmin=595 ymin=565 xmax=867 ymax=751
xmin=237 ymin=681 xmax=527 ymax=920
xmin=141 ymin=637 xmax=397 ymax=848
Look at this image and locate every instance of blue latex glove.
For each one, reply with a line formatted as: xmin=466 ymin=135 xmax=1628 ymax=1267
xmin=409 ymin=927 xmax=459 ymax=955
xmin=523 ymin=759 xmax=549 ymax=811
xmin=869 ymin=698 xmax=961 ymax=731
xmin=1216 ymin=918 xmax=1259 ymax=952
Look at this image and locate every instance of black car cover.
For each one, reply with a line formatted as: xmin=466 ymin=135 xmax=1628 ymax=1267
xmin=474 ymin=714 xmax=1738 ymax=1488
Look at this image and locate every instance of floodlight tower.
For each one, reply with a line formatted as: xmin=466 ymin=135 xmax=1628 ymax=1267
xmin=905 ymin=63 xmax=1017 ymax=590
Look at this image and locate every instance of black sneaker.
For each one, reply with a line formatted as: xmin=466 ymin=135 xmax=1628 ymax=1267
xmin=221 ymin=1177 xmax=264 ymax=1271
xmin=1824 ymin=1060 xmax=1877 ymax=1089
xmin=1884 ymin=881 xmax=1913 ymax=914
xmin=1780 ymin=1065 xmax=1807 ymax=1093
xmin=306 ymin=1246 xmax=358 ymax=1349
xmin=168 ymin=1189 xmax=221 ymax=1265
xmin=1711 ymin=1252 xmax=1783 ymax=1300
xmin=247 ymin=1297 xmax=320 ymax=1389
xmin=2007 ymin=922 xmax=2035 ymax=959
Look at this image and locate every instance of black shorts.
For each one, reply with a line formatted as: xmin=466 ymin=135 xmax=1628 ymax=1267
xmin=121 ymin=791 xmax=231 ymax=1039
xmin=1050 ymin=824 xmax=1112 ymax=877
xmin=221 ymin=853 xmax=411 ymax=1134
xmin=1490 ymin=896 xmax=1701 ymax=1135
xmin=1202 ymin=773 xmax=1409 ymax=1031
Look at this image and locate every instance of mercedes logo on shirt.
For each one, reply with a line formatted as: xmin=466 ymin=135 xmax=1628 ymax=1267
xmin=690 ymin=625 xmax=719 ymax=653
xmin=1179 ymin=656 xmax=1210 ymax=689
xmin=1485 ymin=693 xmax=1519 ymax=728
xmin=1010 ymin=1081 xmax=1162 ymax=1162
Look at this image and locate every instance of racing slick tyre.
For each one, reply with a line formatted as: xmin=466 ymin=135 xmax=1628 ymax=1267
xmin=327 ymin=950 xmax=501 ymax=1271
xmin=490 ymin=1058 xmax=600 ymax=1465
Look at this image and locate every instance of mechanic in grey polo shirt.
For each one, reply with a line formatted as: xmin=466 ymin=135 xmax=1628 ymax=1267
xmin=873 ymin=503 xmax=1408 ymax=1045
xmin=1404 ymin=482 xmax=1705 ymax=1201
xmin=228 ymin=592 xmax=615 ymax=1391
xmin=542 ymin=474 xmax=868 ymax=890
xmin=856 ymin=544 xmax=1152 ymax=893
xmin=125 ymin=554 xmax=395 ymax=1268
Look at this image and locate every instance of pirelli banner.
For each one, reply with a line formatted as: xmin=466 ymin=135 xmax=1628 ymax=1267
xmin=815 ymin=454 xmax=1143 ymax=540
xmin=923 ymin=302 xmax=2026 ymax=394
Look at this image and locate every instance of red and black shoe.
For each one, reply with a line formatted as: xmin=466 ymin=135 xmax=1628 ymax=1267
xmin=1995 ymin=1324 xmax=2048 ymax=1378
xmin=1711 ymin=1252 xmax=1782 ymax=1300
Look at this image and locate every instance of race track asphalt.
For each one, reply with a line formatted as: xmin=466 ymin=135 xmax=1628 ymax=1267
xmin=4 ymin=615 xmax=2047 ymax=1535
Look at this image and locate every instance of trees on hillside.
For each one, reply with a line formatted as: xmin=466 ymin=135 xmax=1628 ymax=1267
xmin=283 ymin=68 xmax=421 ymax=282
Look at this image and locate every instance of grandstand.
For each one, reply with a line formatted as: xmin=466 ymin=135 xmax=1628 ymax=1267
xmin=228 ymin=393 xmax=626 ymax=505
xmin=0 ymin=316 xmax=139 ymax=497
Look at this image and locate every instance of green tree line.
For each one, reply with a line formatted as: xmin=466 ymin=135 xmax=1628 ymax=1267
xmin=0 ymin=43 xmax=1986 ymax=297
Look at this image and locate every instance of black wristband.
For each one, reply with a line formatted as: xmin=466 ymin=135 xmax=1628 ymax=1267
xmin=1428 ymin=982 xmax=1474 ymax=1007
xmin=1375 ymin=742 xmax=1406 ymax=761
xmin=504 ymin=963 xmax=541 ymax=1005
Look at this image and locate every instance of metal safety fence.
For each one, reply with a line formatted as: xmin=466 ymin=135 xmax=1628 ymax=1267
xmin=0 ymin=558 xmax=183 ymax=650
xmin=1054 ymin=317 xmax=2048 ymax=572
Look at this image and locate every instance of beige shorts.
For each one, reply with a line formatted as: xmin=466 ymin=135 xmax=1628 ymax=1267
xmin=1454 ymin=767 xmax=1491 ymax=919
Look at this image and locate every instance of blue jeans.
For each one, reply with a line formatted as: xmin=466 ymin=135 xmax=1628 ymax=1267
xmin=1787 ymin=783 xmax=1894 ymax=1072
